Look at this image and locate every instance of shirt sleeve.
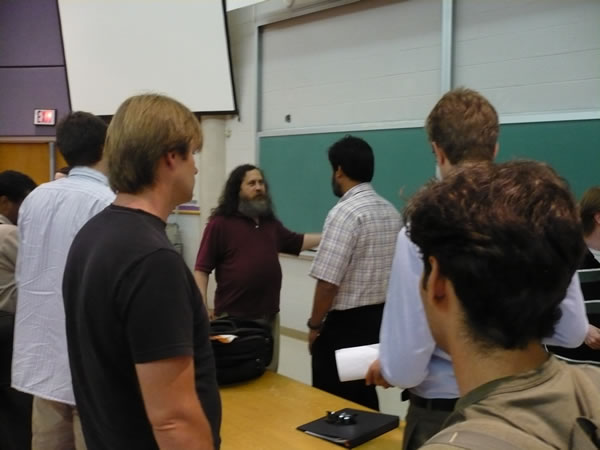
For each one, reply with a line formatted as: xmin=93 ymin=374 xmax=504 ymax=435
xmin=541 ymin=272 xmax=588 ymax=347
xmin=379 ymin=227 xmax=437 ymax=388
xmin=0 ymin=226 xmax=18 ymax=269
xmin=276 ymin=220 xmax=303 ymax=256
xmin=309 ymin=205 xmax=357 ymax=286
xmin=194 ymin=218 xmax=220 ymax=273
xmin=0 ymin=226 xmax=18 ymax=312
xmin=119 ymin=250 xmax=195 ymax=364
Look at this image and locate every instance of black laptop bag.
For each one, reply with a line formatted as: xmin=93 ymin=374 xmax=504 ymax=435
xmin=209 ymin=318 xmax=273 ymax=385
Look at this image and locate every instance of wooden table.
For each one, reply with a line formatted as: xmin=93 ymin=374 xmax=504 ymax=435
xmin=219 ymin=371 xmax=404 ymax=449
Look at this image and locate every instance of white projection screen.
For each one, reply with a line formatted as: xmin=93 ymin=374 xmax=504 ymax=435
xmin=58 ymin=0 xmax=237 ymax=115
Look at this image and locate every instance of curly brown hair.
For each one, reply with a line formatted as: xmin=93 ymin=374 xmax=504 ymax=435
xmin=405 ymin=160 xmax=583 ymax=350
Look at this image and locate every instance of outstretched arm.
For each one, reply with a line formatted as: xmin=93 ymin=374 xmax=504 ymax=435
xmin=302 ymin=233 xmax=321 ymax=251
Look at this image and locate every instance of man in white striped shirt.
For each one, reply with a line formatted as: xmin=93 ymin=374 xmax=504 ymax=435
xmin=12 ymin=112 xmax=115 ymax=450
xmin=308 ymin=135 xmax=402 ymax=410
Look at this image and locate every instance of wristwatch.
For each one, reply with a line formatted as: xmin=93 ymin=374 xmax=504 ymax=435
xmin=307 ymin=318 xmax=323 ymax=331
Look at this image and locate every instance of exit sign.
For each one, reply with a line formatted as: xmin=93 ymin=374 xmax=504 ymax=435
xmin=34 ymin=109 xmax=57 ymax=126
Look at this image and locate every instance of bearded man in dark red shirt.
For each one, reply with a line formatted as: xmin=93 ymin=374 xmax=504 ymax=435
xmin=194 ymin=164 xmax=320 ymax=371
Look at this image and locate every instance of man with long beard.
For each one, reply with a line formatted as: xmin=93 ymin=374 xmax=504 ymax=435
xmin=194 ymin=164 xmax=320 ymax=371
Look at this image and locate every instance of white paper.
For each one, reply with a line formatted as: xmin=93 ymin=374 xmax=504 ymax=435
xmin=335 ymin=344 xmax=380 ymax=382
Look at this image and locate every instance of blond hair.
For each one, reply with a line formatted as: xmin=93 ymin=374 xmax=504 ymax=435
xmin=105 ymin=94 xmax=202 ymax=193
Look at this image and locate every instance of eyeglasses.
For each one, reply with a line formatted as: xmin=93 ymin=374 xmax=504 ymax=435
xmin=325 ymin=410 xmax=356 ymax=425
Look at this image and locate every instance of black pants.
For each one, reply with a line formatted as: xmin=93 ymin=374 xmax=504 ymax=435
xmin=0 ymin=311 xmax=33 ymax=450
xmin=0 ymin=386 xmax=33 ymax=450
xmin=311 ymin=303 xmax=384 ymax=410
xmin=402 ymin=401 xmax=452 ymax=450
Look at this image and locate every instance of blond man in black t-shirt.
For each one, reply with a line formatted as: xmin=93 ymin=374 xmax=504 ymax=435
xmin=63 ymin=94 xmax=221 ymax=450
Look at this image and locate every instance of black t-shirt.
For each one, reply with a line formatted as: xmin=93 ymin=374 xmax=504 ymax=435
xmin=63 ymin=205 xmax=221 ymax=449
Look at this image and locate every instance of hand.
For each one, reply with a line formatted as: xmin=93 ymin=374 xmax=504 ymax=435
xmin=584 ymin=325 xmax=600 ymax=350
xmin=205 ymin=305 xmax=215 ymax=321
xmin=365 ymin=359 xmax=392 ymax=388
xmin=308 ymin=329 xmax=320 ymax=355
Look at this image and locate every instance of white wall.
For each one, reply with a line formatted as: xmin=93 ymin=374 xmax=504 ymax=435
xmin=224 ymin=6 xmax=260 ymax=173
xmin=261 ymin=0 xmax=441 ymax=131
xmin=167 ymin=212 xmax=202 ymax=271
xmin=279 ymin=255 xmax=317 ymax=331
xmin=454 ymin=0 xmax=600 ymax=117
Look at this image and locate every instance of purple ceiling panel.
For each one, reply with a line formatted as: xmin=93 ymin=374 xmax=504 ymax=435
xmin=0 ymin=67 xmax=71 ymax=136
xmin=0 ymin=0 xmax=64 ymax=67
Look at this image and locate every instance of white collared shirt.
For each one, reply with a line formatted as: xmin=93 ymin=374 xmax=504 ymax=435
xmin=310 ymin=183 xmax=402 ymax=310
xmin=12 ymin=167 xmax=115 ymax=404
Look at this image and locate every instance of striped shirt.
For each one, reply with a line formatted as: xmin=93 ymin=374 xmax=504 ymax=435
xmin=310 ymin=183 xmax=402 ymax=310
xmin=12 ymin=167 xmax=114 ymax=404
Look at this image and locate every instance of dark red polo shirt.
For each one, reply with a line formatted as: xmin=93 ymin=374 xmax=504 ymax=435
xmin=195 ymin=214 xmax=304 ymax=318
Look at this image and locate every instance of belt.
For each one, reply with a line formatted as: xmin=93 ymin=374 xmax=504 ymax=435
xmin=404 ymin=391 xmax=457 ymax=412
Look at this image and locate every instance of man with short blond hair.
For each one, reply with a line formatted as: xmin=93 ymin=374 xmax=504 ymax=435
xmin=63 ymin=94 xmax=221 ymax=450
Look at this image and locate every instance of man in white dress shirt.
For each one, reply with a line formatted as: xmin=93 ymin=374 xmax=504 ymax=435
xmin=366 ymin=88 xmax=589 ymax=450
xmin=12 ymin=112 xmax=115 ymax=450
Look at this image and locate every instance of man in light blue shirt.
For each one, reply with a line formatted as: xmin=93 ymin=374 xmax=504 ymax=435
xmin=12 ymin=112 xmax=115 ymax=450
xmin=366 ymin=88 xmax=589 ymax=450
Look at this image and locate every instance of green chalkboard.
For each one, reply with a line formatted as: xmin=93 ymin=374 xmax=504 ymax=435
xmin=259 ymin=119 xmax=600 ymax=233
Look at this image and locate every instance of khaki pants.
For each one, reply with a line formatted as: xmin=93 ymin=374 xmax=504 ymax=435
xmin=32 ymin=397 xmax=86 ymax=450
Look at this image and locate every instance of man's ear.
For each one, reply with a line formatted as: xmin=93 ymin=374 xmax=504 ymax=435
xmin=0 ymin=195 xmax=12 ymax=215
xmin=164 ymin=150 xmax=177 ymax=169
xmin=431 ymin=142 xmax=446 ymax=167
xmin=594 ymin=211 xmax=600 ymax=226
xmin=493 ymin=142 xmax=499 ymax=160
xmin=334 ymin=166 xmax=345 ymax=180
xmin=427 ymin=256 xmax=449 ymax=309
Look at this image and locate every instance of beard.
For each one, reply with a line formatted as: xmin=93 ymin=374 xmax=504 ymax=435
xmin=331 ymin=175 xmax=343 ymax=198
xmin=238 ymin=194 xmax=274 ymax=218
